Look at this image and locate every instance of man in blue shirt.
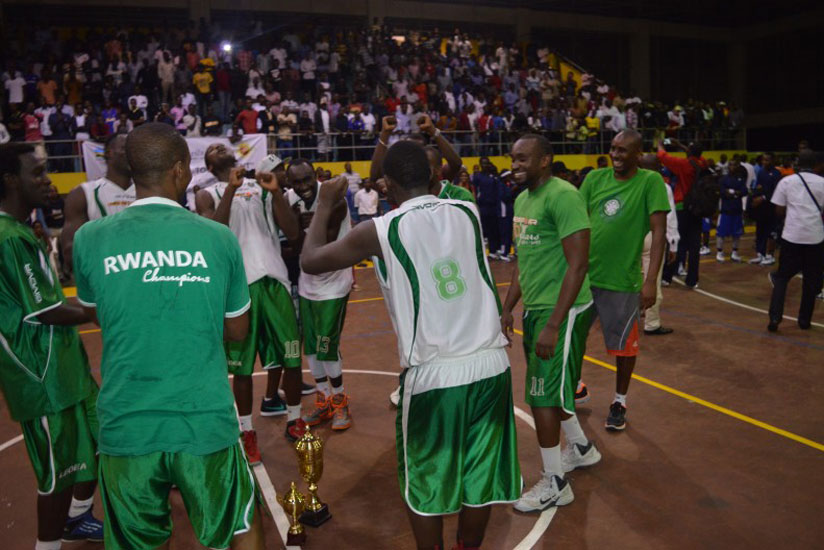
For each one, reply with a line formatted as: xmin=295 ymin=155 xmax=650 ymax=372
xmin=472 ymin=157 xmax=501 ymax=259
xmin=750 ymin=152 xmax=783 ymax=265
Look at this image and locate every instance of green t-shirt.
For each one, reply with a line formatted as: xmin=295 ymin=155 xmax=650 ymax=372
xmin=514 ymin=177 xmax=593 ymax=310
xmin=74 ymin=197 xmax=251 ymax=456
xmin=439 ymin=181 xmax=476 ymax=203
xmin=579 ymin=168 xmax=670 ymax=292
xmin=0 ymin=213 xmax=94 ymax=422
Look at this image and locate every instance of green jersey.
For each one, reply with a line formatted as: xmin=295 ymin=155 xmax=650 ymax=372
xmin=438 ymin=181 xmax=475 ymax=203
xmin=0 ymin=213 xmax=94 ymax=422
xmin=579 ymin=168 xmax=670 ymax=292
xmin=514 ymin=177 xmax=592 ymax=309
xmin=73 ymin=197 xmax=251 ymax=456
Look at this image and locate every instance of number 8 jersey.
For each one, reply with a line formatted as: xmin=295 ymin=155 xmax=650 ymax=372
xmin=372 ymin=195 xmax=508 ymax=368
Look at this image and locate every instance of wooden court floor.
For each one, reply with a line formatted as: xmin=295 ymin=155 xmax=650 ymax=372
xmin=2 ymin=238 xmax=823 ymax=549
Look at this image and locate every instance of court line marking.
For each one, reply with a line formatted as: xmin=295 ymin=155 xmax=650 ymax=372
xmin=510 ymin=328 xmax=824 ymax=452
xmin=0 ymin=434 xmax=23 ymax=453
xmin=671 ymin=277 xmax=824 ymax=328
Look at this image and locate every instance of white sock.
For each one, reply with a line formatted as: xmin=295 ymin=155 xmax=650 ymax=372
xmin=239 ymin=414 xmax=253 ymax=432
xmin=540 ymin=445 xmax=563 ymax=478
xmin=315 ymin=380 xmax=331 ymax=396
xmin=287 ymin=405 xmax=301 ymax=422
xmin=35 ymin=540 xmax=62 ymax=550
xmin=561 ymin=415 xmax=588 ymax=446
xmin=331 ymin=384 xmax=344 ymax=395
xmin=68 ymin=496 xmax=94 ymax=519
xmin=614 ymin=393 xmax=627 ymax=406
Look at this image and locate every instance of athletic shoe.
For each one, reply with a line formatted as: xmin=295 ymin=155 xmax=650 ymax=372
xmin=574 ymin=382 xmax=590 ymax=405
xmin=661 ymin=279 xmax=671 ymax=287
xmin=303 ymin=392 xmax=333 ymax=426
xmin=63 ymin=508 xmax=104 ymax=542
xmin=302 ymin=382 xmax=317 ymax=395
xmin=241 ymin=430 xmax=262 ymax=465
xmin=644 ymin=326 xmax=674 ymax=335
xmin=330 ymin=393 xmax=352 ymax=431
xmin=487 ymin=253 xmax=501 ymax=261
xmin=817 ymin=291 xmax=824 ymax=301
xmin=389 ymin=385 xmax=401 ymax=407
xmin=760 ymin=255 xmax=776 ymax=266
xmin=699 ymin=245 xmax=711 ymax=256
xmin=749 ymin=253 xmax=764 ymax=264
xmin=715 ymin=252 xmax=725 ymax=263
xmin=731 ymin=251 xmax=742 ymax=262
xmin=352 ymin=283 xmax=362 ymax=292
xmin=677 ymin=264 xmax=687 ymax=277
xmin=285 ymin=418 xmax=307 ymax=443
xmin=513 ymin=473 xmax=574 ymax=512
xmin=605 ymin=402 xmax=627 ymax=431
xmin=686 ymin=282 xmax=700 ymax=290
xmin=498 ymin=254 xmax=513 ymax=263
xmin=767 ymin=319 xmax=780 ymax=332
xmin=260 ymin=395 xmax=287 ymax=416
xmin=767 ymin=272 xmax=776 ymax=288
xmin=561 ymin=441 xmax=602 ymax=473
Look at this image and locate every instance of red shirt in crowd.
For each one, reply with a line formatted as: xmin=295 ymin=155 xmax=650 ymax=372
xmin=23 ymin=113 xmax=43 ymax=141
xmin=657 ymin=149 xmax=708 ymax=205
xmin=235 ymin=108 xmax=259 ymax=134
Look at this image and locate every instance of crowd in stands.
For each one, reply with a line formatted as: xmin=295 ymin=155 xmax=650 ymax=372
xmin=0 ymin=18 xmax=745 ymax=168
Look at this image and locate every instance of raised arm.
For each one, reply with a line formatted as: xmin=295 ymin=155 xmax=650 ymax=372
xmin=369 ymin=115 xmax=397 ymax=182
xmin=419 ymin=114 xmax=462 ymax=180
xmin=257 ymin=171 xmax=299 ymax=242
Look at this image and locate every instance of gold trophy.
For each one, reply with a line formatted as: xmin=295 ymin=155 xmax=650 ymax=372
xmin=278 ymin=482 xmax=307 ymax=545
xmin=294 ymin=426 xmax=332 ymax=526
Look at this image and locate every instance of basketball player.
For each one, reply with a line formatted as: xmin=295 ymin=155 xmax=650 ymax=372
xmin=300 ymin=140 xmax=521 ymax=550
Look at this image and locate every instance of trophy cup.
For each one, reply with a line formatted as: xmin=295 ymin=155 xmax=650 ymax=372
xmin=294 ymin=427 xmax=332 ymax=526
xmin=278 ymin=482 xmax=307 ymax=545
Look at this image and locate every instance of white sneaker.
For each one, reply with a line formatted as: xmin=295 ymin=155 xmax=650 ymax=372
xmin=677 ymin=264 xmax=687 ymax=277
xmin=488 ymin=253 xmax=501 ymax=261
xmin=389 ymin=386 xmax=400 ymax=407
xmin=498 ymin=254 xmax=513 ymax=263
xmin=513 ymin=474 xmax=574 ymax=512
xmin=760 ymin=255 xmax=776 ymax=266
xmin=749 ymin=253 xmax=764 ymax=264
xmin=817 ymin=292 xmax=824 ymax=301
xmin=731 ymin=251 xmax=742 ymax=262
xmin=715 ymin=252 xmax=725 ymax=263
xmin=561 ymin=441 xmax=602 ymax=473
xmin=699 ymin=246 xmax=711 ymax=256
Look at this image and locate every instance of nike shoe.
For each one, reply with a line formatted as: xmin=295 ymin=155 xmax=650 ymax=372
xmin=285 ymin=418 xmax=307 ymax=443
xmin=716 ymin=252 xmax=725 ymax=263
xmin=605 ymin=402 xmax=627 ymax=431
xmin=302 ymin=382 xmax=317 ymax=395
xmin=677 ymin=264 xmax=687 ymax=277
xmin=513 ymin=473 xmax=574 ymax=512
xmin=749 ymin=253 xmax=764 ymax=264
xmin=699 ymin=245 xmax=711 ymax=256
xmin=574 ymin=382 xmax=590 ymax=405
xmin=330 ymin=393 xmax=352 ymax=431
xmin=63 ymin=507 xmax=104 ymax=542
xmin=303 ymin=392 xmax=332 ymax=426
xmin=241 ymin=430 xmax=262 ymax=465
xmin=760 ymin=254 xmax=776 ymax=266
xmin=561 ymin=441 xmax=602 ymax=473
xmin=389 ymin=385 xmax=401 ymax=407
xmin=731 ymin=250 xmax=742 ymax=262
xmin=260 ymin=395 xmax=287 ymax=417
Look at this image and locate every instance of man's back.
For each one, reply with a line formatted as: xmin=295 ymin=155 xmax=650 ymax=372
xmin=74 ymin=197 xmax=250 ymax=456
xmin=373 ymin=196 xmax=506 ymax=367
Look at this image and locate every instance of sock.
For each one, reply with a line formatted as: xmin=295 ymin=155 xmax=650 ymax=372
xmin=614 ymin=392 xmax=627 ymax=406
xmin=287 ymin=405 xmax=301 ymax=422
xmin=35 ymin=541 xmax=62 ymax=550
xmin=315 ymin=379 xmax=331 ymax=396
xmin=716 ymin=236 xmax=723 ymax=251
xmin=540 ymin=445 xmax=563 ymax=478
xmin=239 ymin=414 xmax=253 ymax=432
xmin=331 ymin=383 xmax=344 ymax=395
xmin=561 ymin=415 xmax=588 ymax=446
xmin=68 ymin=496 xmax=94 ymax=519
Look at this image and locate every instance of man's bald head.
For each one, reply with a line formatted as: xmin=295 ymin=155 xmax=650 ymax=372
xmin=615 ymin=129 xmax=642 ymax=153
xmin=126 ymin=122 xmax=190 ymax=187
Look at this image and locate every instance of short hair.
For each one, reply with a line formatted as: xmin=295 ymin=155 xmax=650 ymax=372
xmin=425 ymin=145 xmax=442 ymax=164
xmin=125 ymin=122 xmax=189 ymax=185
xmin=383 ymin=140 xmax=430 ymax=191
xmin=617 ymin=129 xmax=642 ymax=151
xmin=797 ymin=150 xmax=818 ymax=170
xmin=288 ymin=158 xmax=314 ymax=172
xmin=518 ymin=133 xmax=553 ymax=157
xmin=688 ymin=143 xmax=703 ymax=158
xmin=104 ymin=133 xmax=124 ymax=155
xmin=0 ymin=143 xmax=36 ymax=201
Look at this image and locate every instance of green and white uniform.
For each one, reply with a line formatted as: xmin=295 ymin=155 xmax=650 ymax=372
xmin=74 ymin=197 xmax=255 ymax=550
xmin=286 ymin=183 xmax=353 ymax=361
xmin=205 ymin=180 xmax=300 ymax=373
xmin=80 ymin=177 xmax=135 ymax=219
xmin=372 ymin=195 xmax=521 ymax=516
xmin=438 ymin=181 xmax=475 ymax=202
xmin=514 ymin=177 xmax=593 ymax=412
xmin=0 ymin=212 xmax=98 ymax=495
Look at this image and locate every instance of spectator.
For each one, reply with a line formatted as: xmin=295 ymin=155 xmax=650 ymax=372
xmin=170 ymin=96 xmax=187 ymax=134
xmin=235 ymin=98 xmax=260 ymax=135
xmin=201 ymin=104 xmax=223 ymax=136
xmin=716 ymin=159 xmax=748 ymax=262
xmin=23 ymin=103 xmax=43 ymax=142
xmin=353 ymin=179 xmax=379 ymax=222
xmin=37 ymin=72 xmax=58 ymax=106
xmin=749 ymin=152 xmax=782 ymax=266
xmin=192 ymin=63 xmax=213 ymax=117
xmin=472 ymin=157 xmax=501 ymax=259
xmin=5 ymin=70 xmax=26 ymax=105
xmin=183 ymin=103 xmax=202 ymax=137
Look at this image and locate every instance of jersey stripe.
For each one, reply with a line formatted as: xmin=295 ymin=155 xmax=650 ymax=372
xmin=93 ymin=186 xmax=108 ymax=217
xmin=450 ymin=203 xmax=502 ymax=313
xmin=388 ymin=214 xmax=420 ymax=366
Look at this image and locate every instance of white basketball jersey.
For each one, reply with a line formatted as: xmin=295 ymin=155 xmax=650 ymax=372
xmin=80 ymin=178 xmax=135 ymax=220
xmin=372 ymin=195 xmax=507 ymax=368
xmin=205 ymin=180 xmax=289 ymax=287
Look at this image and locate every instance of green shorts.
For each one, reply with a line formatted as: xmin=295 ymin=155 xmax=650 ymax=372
xmin=523 ymin=302 xmax=593 ymax=412
xmin=99 ymin=442 xmax=257 ymax=550
xmin=299 ymin=295 xmax=348 ymax=361
xmin=226 ymin=277 xmax=301 ymax=375
xmin=21 ymin=384 xmax=99 ymax=495
xmin=396 ymin=348 xmax=522 ymax=516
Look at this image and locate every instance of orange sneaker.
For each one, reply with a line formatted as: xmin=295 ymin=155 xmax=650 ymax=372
xmin=241 ymin=430 xmax=262 ymax=465
xmin=330 ymin=393 xmax=352 ymax=431
xmin=303 ymin=392 xmax=332 ymax=426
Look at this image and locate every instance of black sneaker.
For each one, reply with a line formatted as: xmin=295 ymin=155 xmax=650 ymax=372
xmin=574 ymin=383 xmax=590 ymax=405
xmin=302 ymin=382 xmax=317 ymax=395
xmin=260 ymin=395 xmax=287 ymax=417
xmin=767 ymin=319 xmax=780 ymax=332
xmin=605 ymin=402 xmax=627 ymax=431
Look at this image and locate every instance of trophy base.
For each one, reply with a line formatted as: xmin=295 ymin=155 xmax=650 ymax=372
xmin=299 ymin=505 xmax=331 ymax=527
xmin=286 ymin=531 xmax=306 ymax=545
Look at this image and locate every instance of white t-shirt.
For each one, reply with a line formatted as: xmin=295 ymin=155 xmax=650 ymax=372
xmin=771 ymin=172 xmax=824 ymax=245
xmin=354 ymin=189 xmax=379 ymax=215
xmin=343 ymin=171 xmax=361 ymax=194
xmin=5 ymin=76 xmax=25 ymax=104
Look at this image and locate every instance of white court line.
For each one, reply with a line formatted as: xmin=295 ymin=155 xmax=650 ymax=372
xmin=672 ymin=277 xmax=824 ymax=328
xmin=0 ymin=434 xmax=23 ymax=453
xmin=252 ymin=462 xmax=295 ymax=549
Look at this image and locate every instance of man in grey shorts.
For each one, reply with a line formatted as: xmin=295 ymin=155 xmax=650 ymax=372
xmin=578 ymin=130 xmax=670 ymax=431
